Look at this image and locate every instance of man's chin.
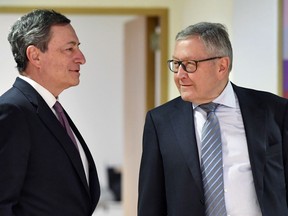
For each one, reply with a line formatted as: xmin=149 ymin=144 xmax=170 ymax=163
xmin=72 ymin=78 xmax=80 ymax=86
xmin=180 ymin=93 xmax=193 ymax=102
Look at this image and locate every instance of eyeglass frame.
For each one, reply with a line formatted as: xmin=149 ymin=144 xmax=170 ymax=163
xmin=167 ymin=56 xmax=224 ymax=73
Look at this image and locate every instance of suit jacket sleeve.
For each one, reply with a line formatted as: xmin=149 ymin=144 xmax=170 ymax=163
xmin=138 ymin=111 xmax=167 ymax=216
xmin=283 ymin=103 xmax=288 ymax=204
xmin=0 ymin=104 xmax=31 ymax=215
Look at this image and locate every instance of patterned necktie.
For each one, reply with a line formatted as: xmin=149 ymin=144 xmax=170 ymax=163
xmin=53 ymin=101 xmax=79 ymax=151
xmin=200 ymin=102 xmax=226 ymax=216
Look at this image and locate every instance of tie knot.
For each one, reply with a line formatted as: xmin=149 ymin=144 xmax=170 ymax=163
xmin=199 ymin=102 xmax=219 ymax=114
xmin=53 ymin=101 xmax=64 ymax=114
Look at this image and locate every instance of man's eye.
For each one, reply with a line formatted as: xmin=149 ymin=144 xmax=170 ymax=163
xmin=186 ymin=61 xmax=195 ymax=66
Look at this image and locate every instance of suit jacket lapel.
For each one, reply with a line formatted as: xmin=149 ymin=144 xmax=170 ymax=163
xmin=233 ymin=84 xmax=266 ymax=199
xmin=170 ymin=98 xmax=204 ymax=195
xmin=38 ymin=103 xmax=90 ymax=193
xmin=65 ymin=111 xmax=100 ymax=206
xmin=13 ymin=78 xmax=90 ymax=195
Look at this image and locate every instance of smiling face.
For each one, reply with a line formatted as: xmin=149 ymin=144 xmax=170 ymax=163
xmin=26 ymin=24 xmax=86 ymax=97
xmin=173 ymin=36 xmax=230 ymax=104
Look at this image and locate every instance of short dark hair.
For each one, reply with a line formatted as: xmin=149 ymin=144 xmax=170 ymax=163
xmin=7 ymin=9 xmax=71 ymax=73
xmin=176 ymin=22 xmax=233 ymax=72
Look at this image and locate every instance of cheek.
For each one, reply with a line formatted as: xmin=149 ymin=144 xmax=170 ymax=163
xmin=46 ymin=60 xmax=66 ymax=72
xmin=41 ymin=57 xmax=60 ymax=73
xmin=173 ymin=74 xmax=181 ymax=89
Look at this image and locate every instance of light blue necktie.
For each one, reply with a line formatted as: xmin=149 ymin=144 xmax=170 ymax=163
xmin=200 ymin=103 xmax=227 ymax=216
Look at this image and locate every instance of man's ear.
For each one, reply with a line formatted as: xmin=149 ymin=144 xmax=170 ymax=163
xmin=218 ymin=56 xmax=230 ymax=79
xmin=26 ymin=45 xmax=41 ymax=68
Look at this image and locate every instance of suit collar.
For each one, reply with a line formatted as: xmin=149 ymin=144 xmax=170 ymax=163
xmin=18 ymin=75 xmax=56 ymax=108
xmin=13 ymin=77 xmax=39 ymax=108
xmin=214 ymin=81 xmax=237 ymax=108
xmin=170 ymin=98 xmax=204 ymax=196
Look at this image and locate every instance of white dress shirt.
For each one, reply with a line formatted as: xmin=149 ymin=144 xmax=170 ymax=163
xmin=193 ymin=81 xmax=262 ymax=216
xmin=18 ymin=75 xmax=90 ymax=185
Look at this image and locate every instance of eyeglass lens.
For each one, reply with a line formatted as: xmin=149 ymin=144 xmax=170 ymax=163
xmin=169 ymin=60 xmax=197 ymax=73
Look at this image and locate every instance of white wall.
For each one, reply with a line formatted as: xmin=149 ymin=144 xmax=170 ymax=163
xmin=0 ymin=14 xmax=19 ymax=93
xmin=231 ymin=0 xmax=279 ymax=94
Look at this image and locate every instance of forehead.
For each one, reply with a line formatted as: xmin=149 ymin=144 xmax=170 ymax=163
xmin=173 ymin=36 xmax=208 ymax=59
xmin=49 ymin=24 xmax=79 ymax=46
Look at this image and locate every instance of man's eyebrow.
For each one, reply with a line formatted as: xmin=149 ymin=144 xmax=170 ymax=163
xmin=67 ymin=41 xmax=81 ymax=46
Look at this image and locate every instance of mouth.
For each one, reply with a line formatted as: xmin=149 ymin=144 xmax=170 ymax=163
xmin=70 ymin=69 xmax=80 ymax=73
xmin=180 ymin=84 xmax=191 ymax=87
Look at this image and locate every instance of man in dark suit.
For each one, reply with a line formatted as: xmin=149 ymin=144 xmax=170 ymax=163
xmin=0 ymin=9 xmax=100 ymax=215
xmin=138 ymin=22 xmax=288 ymax=216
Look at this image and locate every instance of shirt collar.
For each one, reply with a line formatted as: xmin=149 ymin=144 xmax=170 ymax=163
xmin=213 ymin=81 xmax=236 ymax=108
xmin=18 ymin=75 xmax=57 ymax=108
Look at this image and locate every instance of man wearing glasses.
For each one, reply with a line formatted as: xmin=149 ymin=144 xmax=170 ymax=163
xmin=138 ymin=22 xmax=288 ymax=216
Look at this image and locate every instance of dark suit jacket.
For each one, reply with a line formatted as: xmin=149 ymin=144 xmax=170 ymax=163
xmin=0 ymin=78 xmax=100 ymax=216
xmin=138 ymin=83 xmax=288 ymax=216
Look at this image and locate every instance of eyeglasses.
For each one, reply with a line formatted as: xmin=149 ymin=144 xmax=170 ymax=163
xmin=167 ymin=56 xmax=223 ymax=73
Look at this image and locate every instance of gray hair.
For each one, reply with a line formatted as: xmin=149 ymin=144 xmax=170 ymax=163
xmin=7 ymin=9 xmax=71 ymax=73
xmin=176 ymin=22 xmax=233 ymax=72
